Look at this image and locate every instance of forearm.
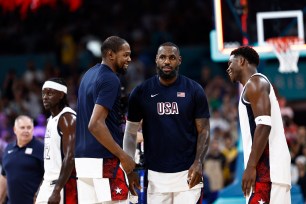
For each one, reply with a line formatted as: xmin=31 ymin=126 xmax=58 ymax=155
xmin=195 ymin=131 xmax=210 ymax=164
xmin=194 ymin=118 xmax=210 ymax=164
xmin=123 ymin=121 xmax=140 ymax=159
xmin=89 ymin=121 xmax=126 ymax=159
xmin=247 ymin=125 xmax=271 ymax=168
xmin=53 ymin=154 xmax=75 ymax=193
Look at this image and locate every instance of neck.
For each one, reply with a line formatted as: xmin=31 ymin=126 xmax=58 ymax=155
xmin=51 ymin=106 xmax=65 ymax=117
xmin=159 ymin=75 xmax=178 ymax=86
xmin=101 ymin=61 xmax=116 ymax=73
xmin=17 ymin=139 xmax=30 ymax=148
xmin=241 ymin=67 xmax=257 ymax=86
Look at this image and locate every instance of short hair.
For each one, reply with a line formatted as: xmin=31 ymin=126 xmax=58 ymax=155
xmin=101 ymin=36 xmax=128 ymax=58
xmin=158 ymin=42 xmax=180 ymax=55
xmin=45 ymin=77 xmax=69 ymax=107
xmin=14 ymin=115 xmax=33 ymax=127
xmin=230 ymin=46 xmax=259 ymax=66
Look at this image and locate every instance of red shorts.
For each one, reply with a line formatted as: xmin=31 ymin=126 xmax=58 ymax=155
xmin=103 ymin=158 xmax=129 ymax=200
xmin=248 ymin=182 xmax=271 ymax=204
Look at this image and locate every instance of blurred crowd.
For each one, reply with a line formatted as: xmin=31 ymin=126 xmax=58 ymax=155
xmin=0 ymin=0 xmax=306 ymax=203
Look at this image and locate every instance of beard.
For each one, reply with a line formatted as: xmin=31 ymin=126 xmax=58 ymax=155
xmin=116 ymin=66 xmax=127 ymax=75
xmin=157 ymin=66 xmax=178 ymax=80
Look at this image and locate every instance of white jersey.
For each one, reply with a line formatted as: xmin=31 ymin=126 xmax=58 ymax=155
xmin=239 ymin=73 xmax=291 ymax=186
xmin=43 ymin=107 xmax=76 ymax=181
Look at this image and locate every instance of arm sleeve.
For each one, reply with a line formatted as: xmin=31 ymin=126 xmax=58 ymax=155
xmin=194 ymin=83 xmax=210 ymax=118
xmin=96 ymin=74 xmax=120 ymax=110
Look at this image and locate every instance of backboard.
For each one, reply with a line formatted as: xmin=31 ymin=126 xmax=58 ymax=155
xmin=210 ymin=0 xmax=306 ymax=61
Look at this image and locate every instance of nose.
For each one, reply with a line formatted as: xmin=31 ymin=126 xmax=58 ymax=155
xmin=164 ymin=57 xmax=170 ymax=64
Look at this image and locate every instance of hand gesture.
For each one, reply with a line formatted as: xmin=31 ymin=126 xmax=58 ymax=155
xmin=47 ymin=190 xmax=61 ymax=204
xmin=127 ymin=171 xmax=141 ymax=196
xmin=188 ymin=161 xmax=203 ymax=189
xmin=242 ymin=165 xmax=256 ymax=197
xmin=120 ymin=154 xmax=136 ymax=174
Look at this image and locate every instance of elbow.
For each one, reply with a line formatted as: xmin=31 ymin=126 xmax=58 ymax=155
xmin=88 ymin=120 xmax=97 ymax=135
xmin=88 ymin=122 xmax=93 ymax=134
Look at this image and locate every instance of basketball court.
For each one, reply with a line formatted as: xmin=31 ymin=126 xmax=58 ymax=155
xmin=209 ymin=0 xmax=306 ymax=203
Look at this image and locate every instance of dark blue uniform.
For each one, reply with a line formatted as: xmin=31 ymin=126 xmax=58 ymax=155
xmin=75 ymin=63 xmax=123 ymax=158
xmin=127 ymin=75 xmax=210 ymax=173
xmin=1 ymin=137 xmax=44 ymax=204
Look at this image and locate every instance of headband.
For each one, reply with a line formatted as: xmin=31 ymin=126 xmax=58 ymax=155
xmin=42 ymin=81 xmax=67 ymax=94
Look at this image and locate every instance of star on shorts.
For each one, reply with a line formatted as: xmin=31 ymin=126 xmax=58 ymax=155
xmin=258 ymin=199 xmax=265 ymax=204
xmin=115 ymin=187 xmax=122 ymax=194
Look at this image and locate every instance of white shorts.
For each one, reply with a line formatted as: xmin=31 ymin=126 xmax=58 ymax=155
xmin=147 ymin=170 xmax=203 ymax=204
xmin=75 ymin=158 xmax=129 ymax=204
xmin=147 ymin=188 xmax=202 ymax=204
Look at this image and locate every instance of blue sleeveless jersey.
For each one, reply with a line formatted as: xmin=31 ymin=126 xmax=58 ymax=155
xmin=75 ymin=63 xmax=123 ymax=158
xmin=127 ymin=75 xmax=210 ymax=173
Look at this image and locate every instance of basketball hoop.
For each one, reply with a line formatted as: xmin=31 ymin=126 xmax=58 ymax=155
xmin=267 ymin=36 xmax=303 ymax=73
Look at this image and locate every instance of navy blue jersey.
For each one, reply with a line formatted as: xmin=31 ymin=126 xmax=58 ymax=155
xmin=75 ymin=63 xmax=123 ymax=158
xmin=127 ymin=75 xmax=210 ymax=173
xmin=1 ymin=137 xmax=44 ymax=204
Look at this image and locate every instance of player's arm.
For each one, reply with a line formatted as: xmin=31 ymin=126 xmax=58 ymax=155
xmin=48 ymin=112 xmax=77 ymax=203
xmin=123 ymin=120 xmax=142 ymax=196
xmin=242 ymin=76 xmax=271 ymax=197
xmin=0 ymin=174 xmax=7 ymax=203
xmin=88 ymin=104 xmax=136 ymax=174
xmin=188 ymin=117 xmax=210 ymax=188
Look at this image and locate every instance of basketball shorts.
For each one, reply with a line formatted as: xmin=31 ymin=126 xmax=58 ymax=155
xmin=35 ymin=175 xmax=77 ymax=204
xmin=75 ymin=158 xmax=129 ymax=203
xmin=147 ymin=169 xmax=202 ymax=204
xmin=246 ymin=182 xmax=291 ymax=204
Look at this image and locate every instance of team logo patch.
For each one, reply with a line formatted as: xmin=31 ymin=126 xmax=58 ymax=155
xmin=177 ymin=92 xmax=185 ymax=97
xmin=25 ymin=147 xmax=33 ymax=155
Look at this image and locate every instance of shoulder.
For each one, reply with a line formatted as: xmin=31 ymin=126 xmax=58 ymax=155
xmin=59 ymin=108 xmax=77 ymax=123
xmin=180 ymin=75 xmax=202 ymax=88
xmin=3 ymin=143 xmax=14 ymax=153
xmin=132 ymin=76 xmax=157 ymax=94
xmin=245 ymin=74 xmax=270 ymax=94
xmin=31 ymin=138 xmax=44 ymax=150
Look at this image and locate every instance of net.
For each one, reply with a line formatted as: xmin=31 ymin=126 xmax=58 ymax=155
xmin=267 ymin=36 xmax=303 ymax=73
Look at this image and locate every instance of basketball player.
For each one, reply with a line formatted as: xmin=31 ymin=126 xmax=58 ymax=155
xmin=74 ymin=36 xmax=135 ymax=203
xmin=227 ymin=46 xmax=291 ymax=204
xmin=0 ymin=115 xmax=44 ymax=204
xmin=36 ymin=78 xmax=77 ymax=204
xmin=123 ymin=42 xmax=210 ymax=204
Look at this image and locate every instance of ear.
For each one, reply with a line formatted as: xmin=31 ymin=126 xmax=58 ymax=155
xmin=108 ymin=50 xmax=115 ymax=60
xmin=239 ymin=56 xmax=246 ymax=66
xmin=178 ymin=56 xmax=182 ymax=65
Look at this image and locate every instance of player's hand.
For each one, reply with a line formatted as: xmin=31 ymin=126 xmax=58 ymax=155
xmin=48 ymin=190 xmax=61 ymax=204
xmin=127 ymin=171 xmax=141 ymax=196
xmin=120 ymin=153 xmax=136 ymax=174
xmin=242 ymin=165 xmax=256 ymax=197
xmin=188 ymin=161 xmax=203 ymax=189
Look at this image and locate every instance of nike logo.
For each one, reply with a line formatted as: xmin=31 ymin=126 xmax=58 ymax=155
xmin=151 ymin=93 xmax=159 ymax=97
